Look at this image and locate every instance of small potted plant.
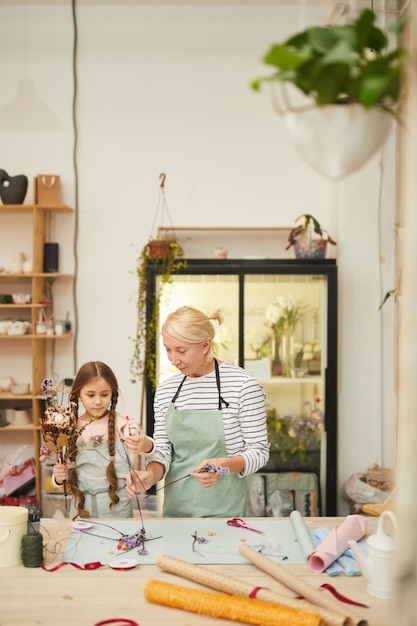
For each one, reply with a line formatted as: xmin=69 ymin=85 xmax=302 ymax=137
xmin=286 ymin=214 xmax=337 ymax=259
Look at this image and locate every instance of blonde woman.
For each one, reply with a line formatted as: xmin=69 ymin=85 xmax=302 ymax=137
xmin=126 ymin=306 xmax=270 ymax=517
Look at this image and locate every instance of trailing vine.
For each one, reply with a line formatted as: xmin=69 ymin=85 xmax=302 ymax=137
xmin=130 ymin=239 xmax=186 ymax=391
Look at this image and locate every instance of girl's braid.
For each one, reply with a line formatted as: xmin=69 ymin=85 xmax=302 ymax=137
xmin=106 ymin=388 xmax=119 ymax=509
xmin=67 ymin=390 xmax=88 ymax=519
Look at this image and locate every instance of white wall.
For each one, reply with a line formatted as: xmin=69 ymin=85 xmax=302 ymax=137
xmin=0 ymin=1 xmax=398 ymax=513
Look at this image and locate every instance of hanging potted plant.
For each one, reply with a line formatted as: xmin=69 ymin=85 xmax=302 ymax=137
xmin=251 ymin=8 xmax=407 ymax=180
xmin=286 ymin=213 xmax=337 ymax=259
xmin=130 ymin=175 xmax=186 ymax=398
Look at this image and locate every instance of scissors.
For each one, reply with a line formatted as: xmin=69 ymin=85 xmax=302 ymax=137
xmin=226 ymin=518 xmax=264 ymax=534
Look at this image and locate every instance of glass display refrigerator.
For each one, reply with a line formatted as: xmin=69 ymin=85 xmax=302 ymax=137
xmin=145 ymin=259 xmax=337 ymax=515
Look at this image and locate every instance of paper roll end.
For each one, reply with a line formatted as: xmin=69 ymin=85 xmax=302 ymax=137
xmin=308 ymin=553 xmax=326 ymax=573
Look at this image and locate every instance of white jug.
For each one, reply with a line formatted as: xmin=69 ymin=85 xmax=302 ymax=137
xmin=348 ymin=510 xmax=397 ymax=599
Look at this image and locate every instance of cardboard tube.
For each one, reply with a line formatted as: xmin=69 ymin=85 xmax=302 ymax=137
xmin=145 ymin=579 xmax=324 ymax=626
xmin=239 ymin=544 xmax=368 ymax=626
xmin=156 ymin=553 xmax=350 ymax=626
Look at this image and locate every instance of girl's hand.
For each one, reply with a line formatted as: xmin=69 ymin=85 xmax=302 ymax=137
xmin=124 ymin=428 xmax=153 ymax=454
xmin=53 ymin=462 xmax=68 ymax=485
xmin=125 ymin=470 xmax=154 ymax=498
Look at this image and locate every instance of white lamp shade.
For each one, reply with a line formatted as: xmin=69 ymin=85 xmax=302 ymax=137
xmin=283 ymin=104 xmax=394 ymax=181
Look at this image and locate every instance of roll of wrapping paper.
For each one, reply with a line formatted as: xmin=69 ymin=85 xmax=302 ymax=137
xmin=290 ymin=510 xmax=316 ymax=559
xmin=156 ymin=553 xmax=351 ymax=626
xmin=239 ymin=544 xmax=368 ymax=626
xmin=308 ymin=515 xmax=368 ymax=573
xmin=144 ymin=579 xmax=324 ymax=626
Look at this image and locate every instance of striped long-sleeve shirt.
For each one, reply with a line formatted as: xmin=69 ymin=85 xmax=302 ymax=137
xmin=147 ymin=361 xmax=270 ymax=477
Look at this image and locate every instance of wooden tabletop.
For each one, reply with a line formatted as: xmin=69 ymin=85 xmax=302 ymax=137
xmin=0 ymin=516 xmax=396 ymax=626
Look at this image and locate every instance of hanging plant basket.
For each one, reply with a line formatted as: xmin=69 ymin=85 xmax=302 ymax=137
xmin=283 ymin=103 xmax=393 ymax=181
xmin=130 ymin=174 xmax=186 ymax=410
xmin=251 ymin=8 xmax=406 ymax=181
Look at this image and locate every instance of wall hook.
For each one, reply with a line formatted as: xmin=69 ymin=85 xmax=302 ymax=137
xmin=159 ymin=172 xmax=166 ymax=188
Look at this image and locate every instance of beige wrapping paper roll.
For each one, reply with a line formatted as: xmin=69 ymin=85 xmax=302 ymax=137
xmin=239 ymin=544 xmax=368 ymax=626
xmin=156 ymin=553 xmax=351 ymax=626
xmin=145 ymin=579 xmax=324 ymax=626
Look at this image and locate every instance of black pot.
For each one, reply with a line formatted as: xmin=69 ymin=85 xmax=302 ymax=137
xmin=0 ymin=169 xmax=28 ymax=204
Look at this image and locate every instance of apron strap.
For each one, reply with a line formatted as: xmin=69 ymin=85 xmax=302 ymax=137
xmin=171 ymin=359 xmax=229 ymax=410
xmin=172 ymin=375 xmax=187 ymax=402
xmin=214 ymin=358 xmax=229 ymax=409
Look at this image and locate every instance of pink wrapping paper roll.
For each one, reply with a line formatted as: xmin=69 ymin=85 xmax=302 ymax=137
xmin=308 ymin=515 xmax=368 ymax=573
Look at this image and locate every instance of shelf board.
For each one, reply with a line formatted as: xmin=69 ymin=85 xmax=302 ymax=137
xmin=0 ymin=424 xmax=35 ymax=432
xmin=259 ymin=376 xmax=322 ymax=384
xmin=0 ymin=392 xmax=33 ymax=400
xmin=0 ymin=304 xmax=43 ymax=309
xmin=0 ymin=273 xmax=72 ymax=279
xmin=0 ymin=204 xmax=73 ymax=213
xmin=0 ymin=332 xmax=73 ymax=340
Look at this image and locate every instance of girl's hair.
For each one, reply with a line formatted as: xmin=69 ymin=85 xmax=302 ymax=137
xmin=162 ymin=306 xmax=223 ymax=363
xmin=67 ymin=361 xmax=120 ymax=520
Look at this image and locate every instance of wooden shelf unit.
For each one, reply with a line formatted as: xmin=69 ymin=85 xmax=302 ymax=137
xmin=0 ymin=203 xmax=74 ymax=507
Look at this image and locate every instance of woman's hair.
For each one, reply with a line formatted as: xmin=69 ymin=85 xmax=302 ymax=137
xmin=162 ymin=306 xmax=223 ymax=363
xmin=67 ymin=361 xmax=120 ymax=520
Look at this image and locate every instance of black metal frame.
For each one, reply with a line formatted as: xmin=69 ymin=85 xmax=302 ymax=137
xmin=145 ymin=258 xmax=338 ymax=515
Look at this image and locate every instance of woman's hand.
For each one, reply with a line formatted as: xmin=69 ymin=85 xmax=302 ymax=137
xmin=53 ymin=462 xmax=68 ymax=485
xmin=124 ymin=428 xmax=153 ymax=455
xmin=190 ymin=457 xmax=229 ymax=489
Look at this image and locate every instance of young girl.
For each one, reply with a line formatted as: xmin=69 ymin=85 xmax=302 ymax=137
xmin=52 ymin=361 xmax=153 ymax=519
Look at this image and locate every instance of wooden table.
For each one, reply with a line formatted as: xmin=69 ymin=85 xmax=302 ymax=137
xmin=0 ymin=516 xmax=396 ymax=626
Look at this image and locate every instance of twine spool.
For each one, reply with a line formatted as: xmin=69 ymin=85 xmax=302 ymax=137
xmin=21 ymin=533 xmax=43 ymax=567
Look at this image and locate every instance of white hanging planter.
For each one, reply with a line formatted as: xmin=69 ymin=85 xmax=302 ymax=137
xmin=283 ymin=103 xmax=394 ymax=181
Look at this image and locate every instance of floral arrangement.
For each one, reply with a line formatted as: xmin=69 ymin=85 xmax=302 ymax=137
xmin=265 ymin=294 xmax=309 ymax=334
xmin=39 ymin=378 xmax=94 ymax=467
xmin=293 ymin=340 xmax=321 ymax=369
xmin=0 ymin=445 xmax=26 ymax=483
xmin=153 ymin=462 xmax=230 ymax=495
xmin=117 ymin=528 xmax=148 ymax=554
xmin=247 ymin=326 xmax=273 ymax=359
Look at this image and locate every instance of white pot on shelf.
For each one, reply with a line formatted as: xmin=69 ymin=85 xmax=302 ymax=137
xmin=283 ymin=103 xmax=393 ymax=181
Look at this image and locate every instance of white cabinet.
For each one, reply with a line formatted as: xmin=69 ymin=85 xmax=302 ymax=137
xmin=145 ymin=259 xmax=337 ymax=514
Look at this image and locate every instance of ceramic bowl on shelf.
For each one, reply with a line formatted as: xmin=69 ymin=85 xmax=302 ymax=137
xmin=11 ymin=382 xmax=30 ymax=395
xmin=12 ymin=409 xmax=32 ymax=425
xmin=6 ymin=320 xmax=30 ymax=335
xmin=0 ymin=376 xmax=14 ymax=391
xmin=12 ymin=293 xmax=32 ymax=304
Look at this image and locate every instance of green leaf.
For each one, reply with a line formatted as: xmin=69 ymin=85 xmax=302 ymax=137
xmin=263 ymin=43 xmax=311 ymax=70
xmin=318 ymin=39 xmax=355 ymax=67
xmin=379 ymin=289 xmax=396 ymax=310
xmin=312 ymin=63 xmax=351 ymax=105
xmin=307 ymin=27 xmax=339 ymax=54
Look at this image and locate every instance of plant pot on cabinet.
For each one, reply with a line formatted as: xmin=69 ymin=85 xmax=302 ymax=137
xmin=294 ymin=238 xmax=327 ymax=259
xmin=283 ymin=103 xmax=393 ymax=181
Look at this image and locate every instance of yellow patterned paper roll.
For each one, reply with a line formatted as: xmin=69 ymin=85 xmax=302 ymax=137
xmin=144 ymin=579 xmax=324 ymax=626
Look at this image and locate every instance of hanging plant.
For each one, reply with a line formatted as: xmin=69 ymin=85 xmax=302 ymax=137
xmin=130 ymin=174 xmax=186 ymax=392
xmin=251 ymin=8 xmax=406 ymax=113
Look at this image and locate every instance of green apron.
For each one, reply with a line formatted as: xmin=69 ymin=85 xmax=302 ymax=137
xmin=162 ymin=359 xmax=247 ymax=518
xmin=71 ymin=439 xmax=133 ymax=519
